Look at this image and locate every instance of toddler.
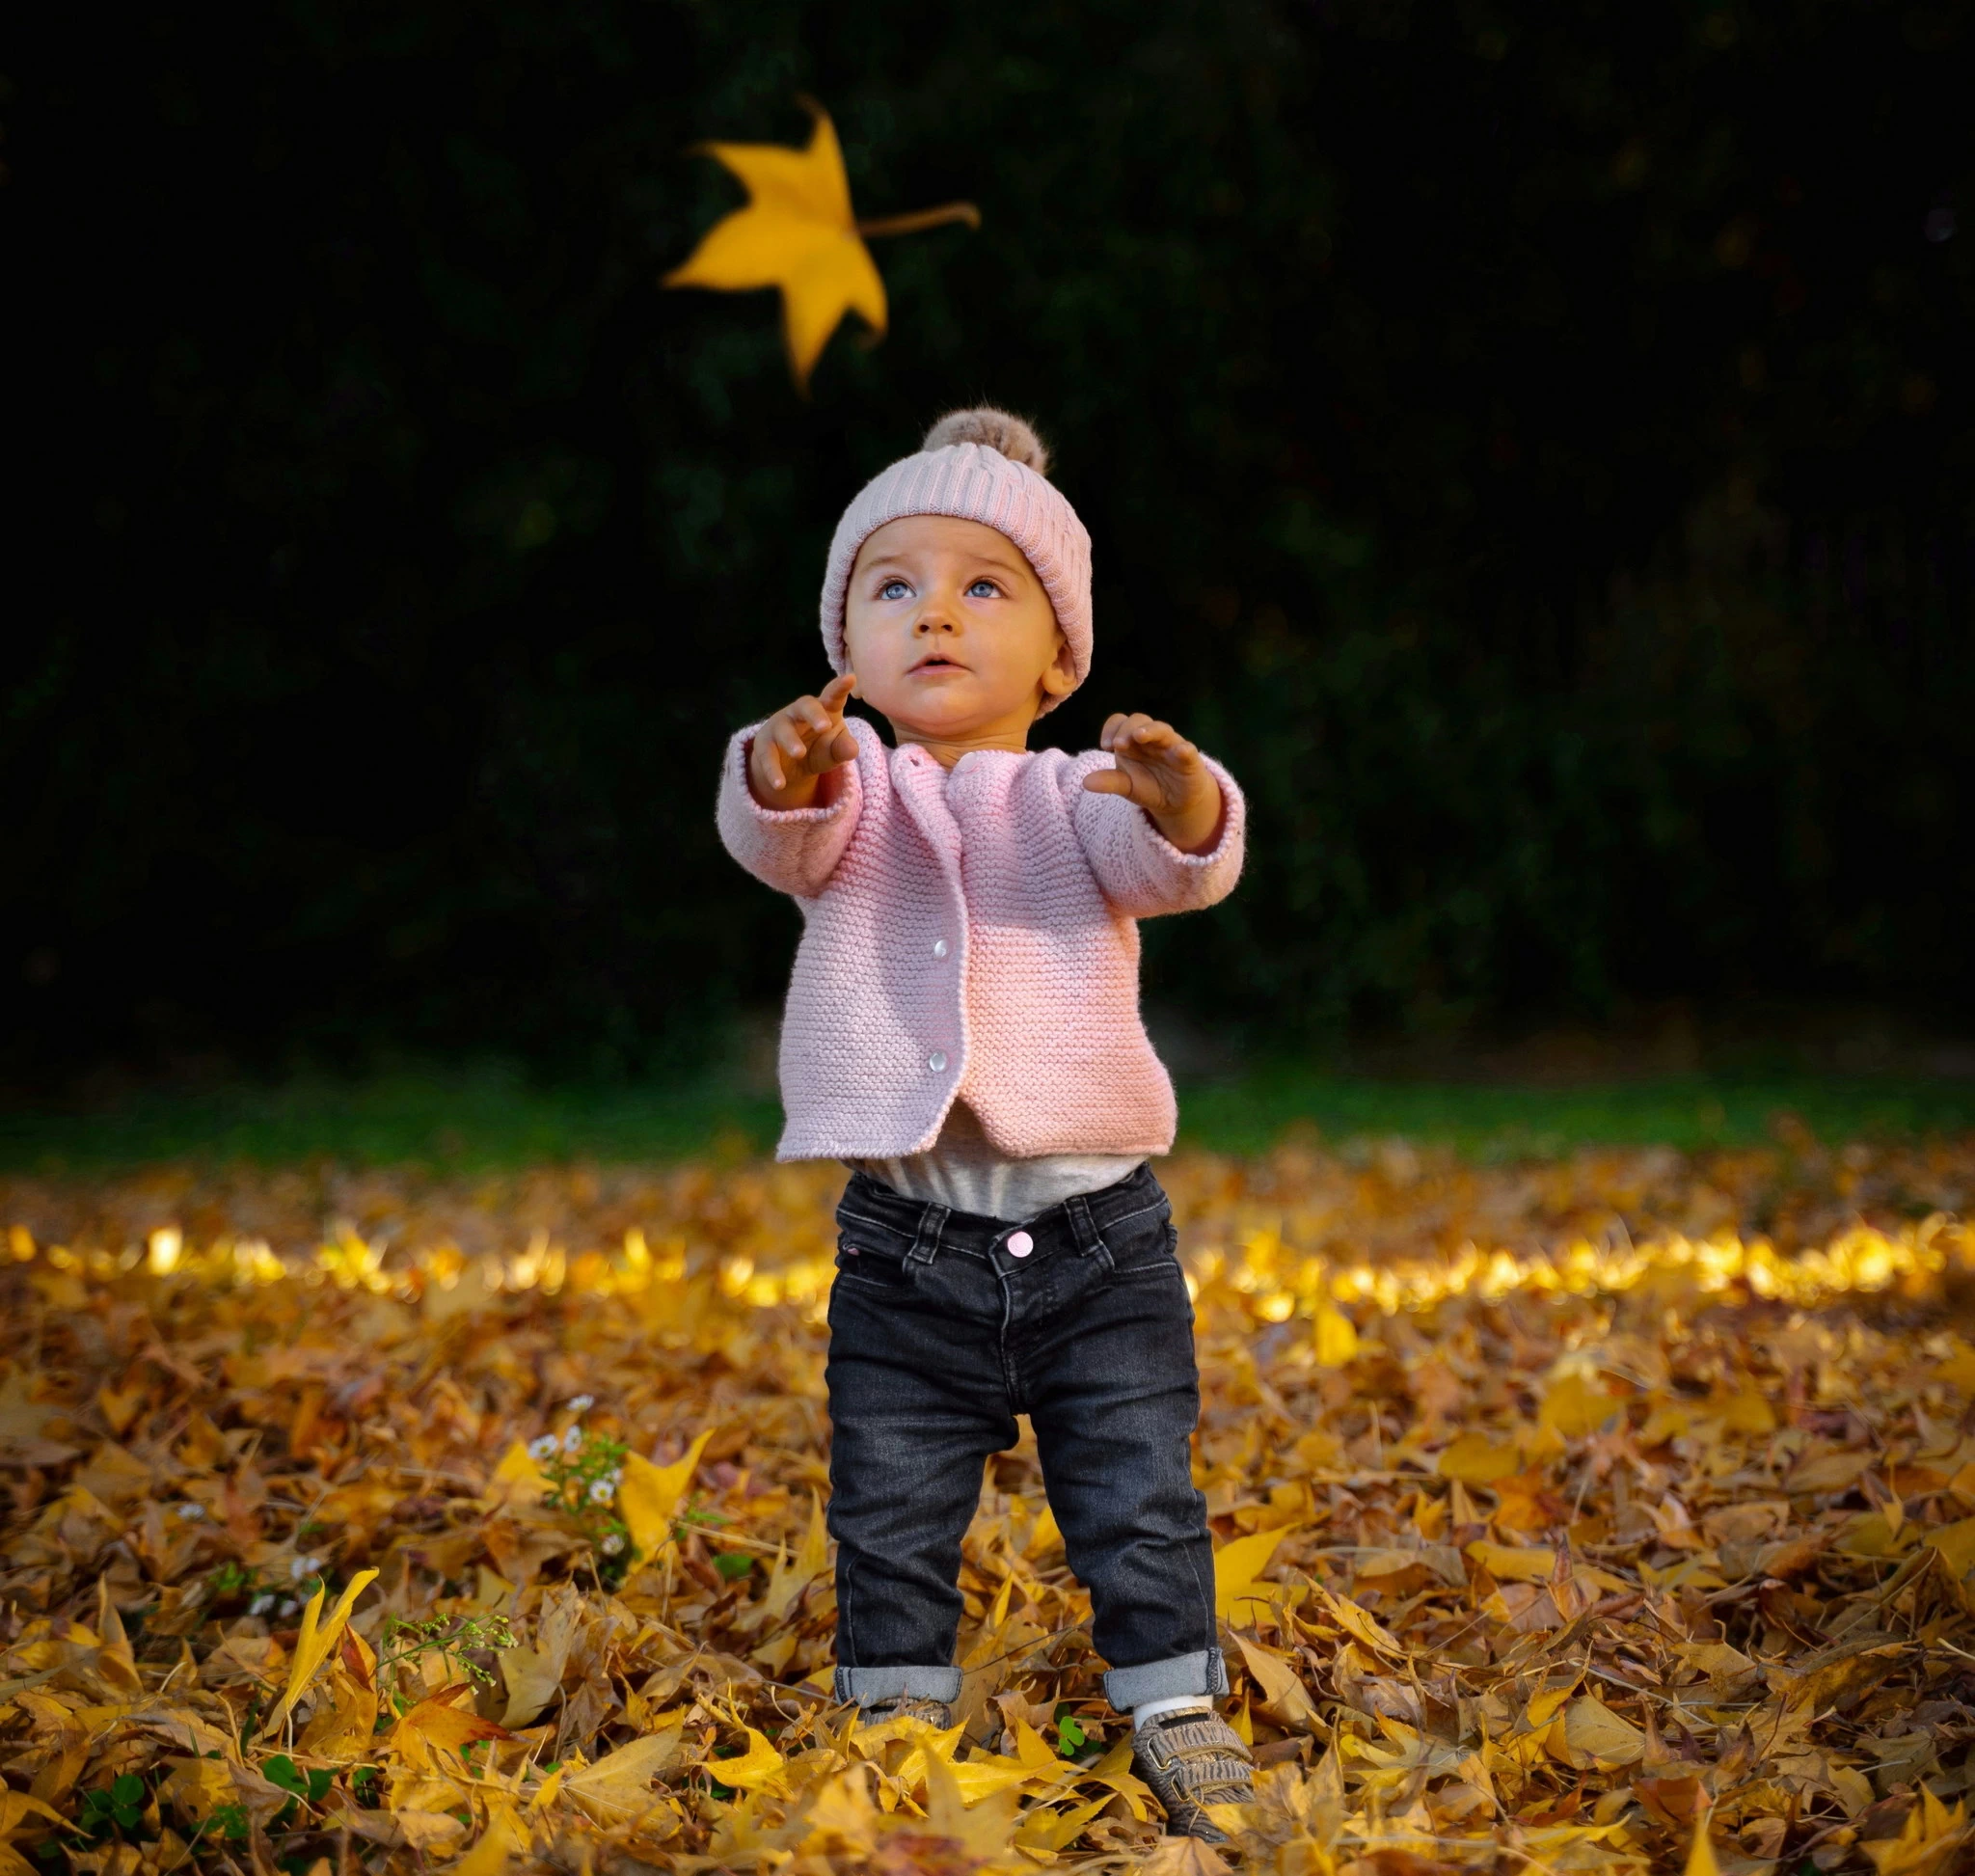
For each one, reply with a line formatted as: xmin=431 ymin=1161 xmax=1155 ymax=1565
xmin=717 ymin=408 xmax=1256 ymax=1841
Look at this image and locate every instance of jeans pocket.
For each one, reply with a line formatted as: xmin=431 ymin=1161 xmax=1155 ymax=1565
xmin=1106 ymin=1210 xmax=1183 ymax=1283
xmin=834 ymin=1237 xmax=914 ymax=1291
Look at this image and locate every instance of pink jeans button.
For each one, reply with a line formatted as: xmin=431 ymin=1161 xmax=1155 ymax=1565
xmin=1006 ymin=1231 xmax=1034 ymax=1258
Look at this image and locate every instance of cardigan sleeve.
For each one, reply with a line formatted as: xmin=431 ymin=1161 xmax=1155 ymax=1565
xmin=716 ymin=721 xmax=864 ymax=899
xmin=1069 ymin=751 xmax=1247 ymax=918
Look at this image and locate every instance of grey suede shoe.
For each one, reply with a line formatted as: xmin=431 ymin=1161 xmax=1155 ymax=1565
xmin=860 ymin=1695 xmax=954 ymax=1728
xmin=1131 ymin=1709 xmax=1256 ymax=1842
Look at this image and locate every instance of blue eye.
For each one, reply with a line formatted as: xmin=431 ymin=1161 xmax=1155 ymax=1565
xmin=965 ymin=579 xmax=998 ymax=598
xmin=879 ymin=579 xmax=910 ymax=600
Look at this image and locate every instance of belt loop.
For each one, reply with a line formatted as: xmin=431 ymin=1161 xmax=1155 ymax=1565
xmin=906 ymin=1202 xmax=949 ymax=1268
xmin=1066 ymin=1193 xmax=1113 ymax=1268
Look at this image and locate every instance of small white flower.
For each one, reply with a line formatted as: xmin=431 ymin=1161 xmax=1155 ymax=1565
xmin=562 ymin=1426 xmax=583 ymax=1455
xmin=289 ymin=1555 xmax=320 ymax=1580
xmin=587 ymin=1478 xmax=614 ymax=1505
xmin=176 ymin=1502 xmax=203 ymax=1521
xmin=566 ymin=1394 xmax=594 ymax=1413
xmin=528 ymin=1434 xmax=559 ymax=1462
xmin=604 ymin=1469 xmax=623 ymax=1490
xmin=249 ymin=1593 xmax=274 ymax=1615
xmin=281 ymin=1598 xmax=301 ymax=1617
xmin=600 ymin=1534 xmax=624 ymax=1557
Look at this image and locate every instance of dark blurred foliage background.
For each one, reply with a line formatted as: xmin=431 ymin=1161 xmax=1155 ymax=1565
xmin=5 ymin=0 xmax=1971 ymax=1084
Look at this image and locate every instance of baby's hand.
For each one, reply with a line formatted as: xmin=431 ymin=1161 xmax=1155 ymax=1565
xmin=748 ymin=674 xmax=859 ymax=810
xmin=1083 ymin=713 xmax=1226 ymax=855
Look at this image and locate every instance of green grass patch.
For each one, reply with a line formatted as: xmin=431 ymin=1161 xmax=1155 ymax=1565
xmin=1176 ymin=1070 xmax=1975 ymax=1160
xmin=2 ymin=1067 xmax=1970 ymax=1173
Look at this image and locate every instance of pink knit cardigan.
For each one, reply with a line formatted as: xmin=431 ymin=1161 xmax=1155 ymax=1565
xmin=717 ymin=719 xmax=1247 ymax=1162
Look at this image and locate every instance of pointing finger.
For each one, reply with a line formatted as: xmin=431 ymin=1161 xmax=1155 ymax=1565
xmin=821 ymin=671 xmax=857 ymax=713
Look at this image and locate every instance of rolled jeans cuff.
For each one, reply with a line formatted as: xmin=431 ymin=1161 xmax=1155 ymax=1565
xmin=1103 ymin=1647 xmax=1228 ymax=1712
xmin=834 ymin=1665 xmax=963 ymax=1707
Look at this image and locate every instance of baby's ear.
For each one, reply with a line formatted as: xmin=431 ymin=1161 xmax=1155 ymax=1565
xmin=1040 ymin=632 xmax=1077 ymax=697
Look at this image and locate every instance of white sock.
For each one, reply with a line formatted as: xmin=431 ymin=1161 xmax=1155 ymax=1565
xmin=1133 ymin=1695 xmax=1214 ymax=1730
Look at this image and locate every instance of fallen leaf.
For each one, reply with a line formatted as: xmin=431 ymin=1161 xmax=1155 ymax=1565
xmin=620 ymin=1429 xmax=715 ymax=1563
xmin=1214 ymin=1527 xmax=1293 ymax=1622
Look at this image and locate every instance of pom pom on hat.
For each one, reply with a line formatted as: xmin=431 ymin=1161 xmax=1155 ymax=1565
xmin=921 ymin=407 xmax=1051 ymax=476
xmin=818 ymin=408 xmax=1092 ymax=705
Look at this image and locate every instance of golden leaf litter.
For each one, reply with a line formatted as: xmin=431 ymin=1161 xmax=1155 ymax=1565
xmin=2 ymin=1129 xmax=1974 ymax=1872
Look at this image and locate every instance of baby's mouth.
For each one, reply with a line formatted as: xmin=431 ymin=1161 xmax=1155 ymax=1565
xmin=908 ymin=654 xmax=967 ymax=674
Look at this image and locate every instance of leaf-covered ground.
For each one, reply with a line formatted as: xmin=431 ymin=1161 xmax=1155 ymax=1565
xmin=3 ymin=1130 xmax=1975 ymax=1875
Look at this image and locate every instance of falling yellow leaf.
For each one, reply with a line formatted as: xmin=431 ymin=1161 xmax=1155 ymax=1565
xmin=664 ymin=99 xmax=980 ymax=392
xmin=619 ymin=1429 xmax=714 ymax=1563
xmin=1214 ymin=1526 xmax=1292 ymax=1621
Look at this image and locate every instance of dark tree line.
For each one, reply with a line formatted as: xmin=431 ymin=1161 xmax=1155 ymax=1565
xmin=6 ymin=0 xmax=1971 ymax=1079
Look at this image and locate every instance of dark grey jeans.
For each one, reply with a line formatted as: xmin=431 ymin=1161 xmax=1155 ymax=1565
xmin=825 ymin=1163 xmax=1227 ymax=1712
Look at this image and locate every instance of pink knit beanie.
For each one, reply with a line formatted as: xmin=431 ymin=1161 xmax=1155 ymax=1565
xmin=819 ymin=409 xmax=1093 ymax=707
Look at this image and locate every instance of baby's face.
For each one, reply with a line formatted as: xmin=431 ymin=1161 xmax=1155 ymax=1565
xmin=843 ymin=515 xmax=1074 ymax=746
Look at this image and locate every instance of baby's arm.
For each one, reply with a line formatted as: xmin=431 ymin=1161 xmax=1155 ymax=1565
xmin=1074 ymin=713 xmax=1246 ymax=916
xmin=747 ymin=673 xmax=859 ymax=811
xmin=1083 ymin=714 xmax=1225 ymax=852
xmin=717 ymin=673 xmax=865 ymax=898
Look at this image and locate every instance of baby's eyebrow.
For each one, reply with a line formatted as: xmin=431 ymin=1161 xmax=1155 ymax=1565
xmin=963 ymin=554 xmax=1032 ymax=581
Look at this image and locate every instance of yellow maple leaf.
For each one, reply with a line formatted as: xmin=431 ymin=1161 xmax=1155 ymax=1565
xmin=1863 ymin=1786 xmax=1972 ymax=1876
xmin=709 ymin=1726 xmax=786 ymax=1796
xmin=1926 ymin=1514 xmax=1975 ymax=1578
xmin=1314 ymin=1584 xmax=1403 ymax=1657
xmin=619 ymin=1429 xmax=714 ymax=1563
xmin=1539 ymin=1371 xmax=1618 ymax=1437
xmin=560 ymin=1729 xmax=688 ymax=1826
xmin=390 ymin=1683 xmax=515 ymax=1757
xmin=1466 ymin=1538 xmax=1557 ymax=1583
xmin=663 ymin=98 xmax=979 ymax=392
xmin=1233 ymin=1632 xmax=1316 ymax=1726
xmin=484 ymin=1439 xmax=553 ymax=1510
xmin=1438 ymin=1431 xmax=1524 ymax=1482
xmin=1214 ymin=1526 xmax=1293 ymax=1622
xmin=1560 ymin=1694 xmax=1646 ymax=1768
